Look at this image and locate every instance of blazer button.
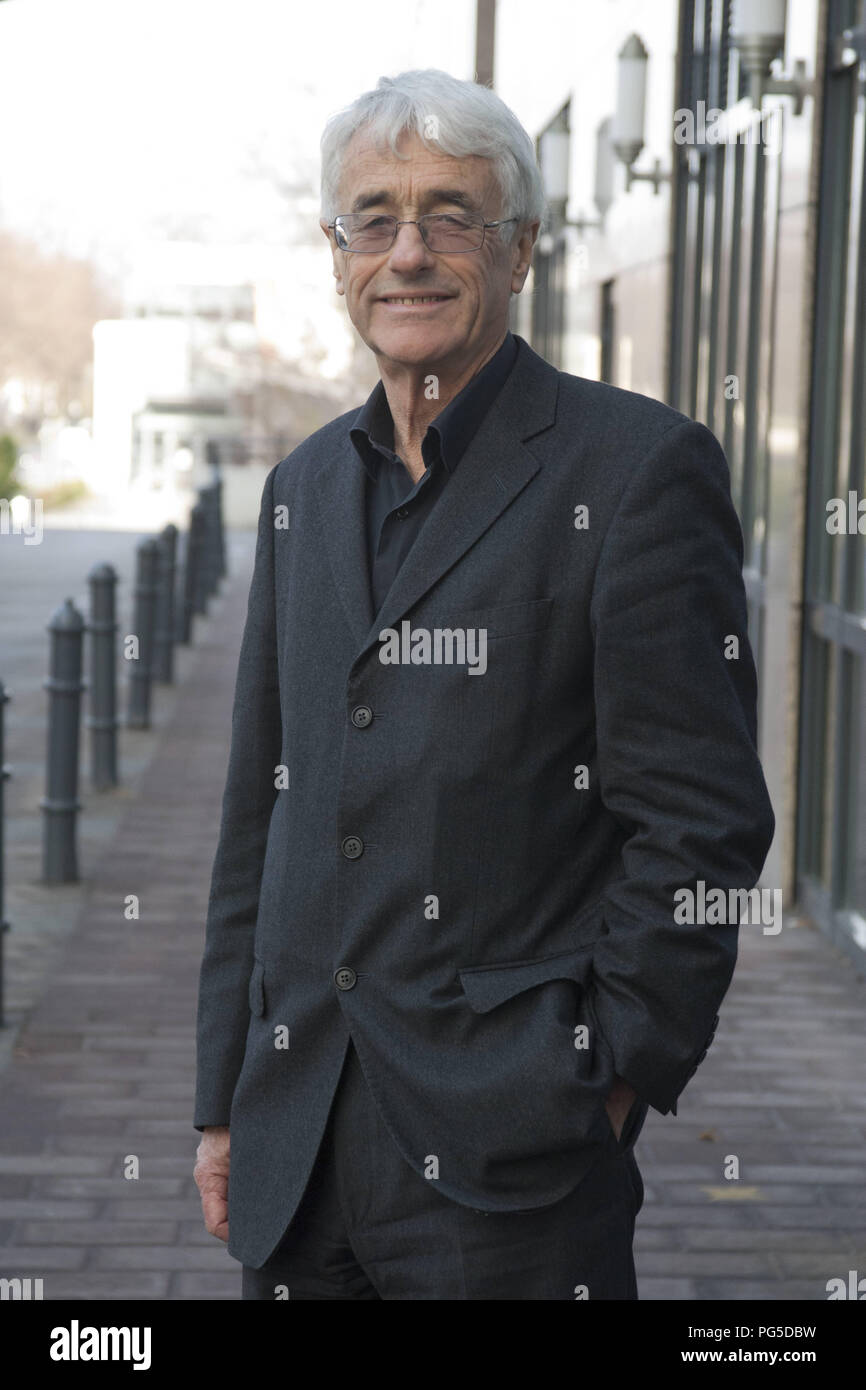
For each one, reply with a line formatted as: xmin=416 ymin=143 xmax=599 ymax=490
xmin=351 ymin=705 xmax=373 ymax=728
xmin=341 ymin=835 xmax=364 ymax=859
xmin=335 ymin=966 xmax=357 ymax=991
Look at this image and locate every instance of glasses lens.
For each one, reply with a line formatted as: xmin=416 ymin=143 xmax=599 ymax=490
xmin=423 ymin=214 xmax=484 ymax=251
xmin=334 ymin=214 xmax=485 ymax=252
xmin=338 ymin=215 xmax=396 ymax=251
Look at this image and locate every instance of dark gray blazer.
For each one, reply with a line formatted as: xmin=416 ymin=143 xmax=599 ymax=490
xmin=194 ymin=334 xmax=775 ymax=1269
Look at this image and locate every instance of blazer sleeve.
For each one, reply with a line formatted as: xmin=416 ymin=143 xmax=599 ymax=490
xmin=587 ymin=418 xmax=775 ymax=1115
xmin=193 ymin=462 xmax=282 ymax=1130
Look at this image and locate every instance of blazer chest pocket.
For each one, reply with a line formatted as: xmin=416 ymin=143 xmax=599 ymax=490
xmin=451 ymin=595 xmax=553 ymax=641
xmin=458 ymin=943 xmax=594 ymax=1013
xmin=248 ymin=958 xmax=266 ymax=1017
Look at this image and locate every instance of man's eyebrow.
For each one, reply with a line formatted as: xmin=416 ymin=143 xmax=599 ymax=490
xmin=349 ymin=188 xmax=480 ymax=214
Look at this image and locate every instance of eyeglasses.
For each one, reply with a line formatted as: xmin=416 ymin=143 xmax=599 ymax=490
xmin=328 ymin=213 xmax=517 ymax=254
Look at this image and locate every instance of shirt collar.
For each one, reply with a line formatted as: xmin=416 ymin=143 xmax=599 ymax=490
xmin=350 ymin=330 xmax=519 ymax=478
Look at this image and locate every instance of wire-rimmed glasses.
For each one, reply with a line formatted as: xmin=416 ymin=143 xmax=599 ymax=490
xmin=328 ymin=212 xmax=517 ymax=254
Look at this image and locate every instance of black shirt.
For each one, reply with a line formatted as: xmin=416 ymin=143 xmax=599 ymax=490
xmin=349 ymin=331 xmax=519 ymax=616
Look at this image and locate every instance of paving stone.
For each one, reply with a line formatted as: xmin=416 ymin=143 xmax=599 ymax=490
xmin=777 ymin=1251 xmax=866 ymax=1277
xmin=32 ymin=1177 xmax=185 ymax=1198
xmin=57 ymin=1099 xmax=193 ymax=1118
xmin=0 ymin=1177 xmax=32 ymax=1198
xmin=634 ymin=1276 xmax=699 ymax=1299
xmin=16 ymin=1221 xmax=178 ymax=1244
xmin=27 ymin=1082 xmax=134 ymax=1099
xmin=177 ymin=1221 xmax=229 ymax=1247
xmin=172 ymin=1270 xmax=240 ymax=1299
xmin=103 ymin=1199 xmax=199 ymax=1220
xmin=93 ymin=1245 xmax=233 ymax=1270
xmin=0 ymin=1245 xmax=88 ymax=1270
xmin=761 ymin=1206 xmax=866 ymax=1229
xmin=637 ymin=1204 xmax=768 ymax=1228
xmin=29 ymin=1272 xmax=171 ymax=1299
xmin=0 ymin=1200 xmax=98 ymax=1220
xmin=692 ymin=1277 xmax=827 ymax=1300
xmin=0 ymin=1155 xmax=111 ymax=1176
xmin=648 ymin=1183 xmax=818 ymax=1206
xmin=54 ymin=1137 xmax=189 ymax=1158
xmin=635 ymin=1251 xmax=781 ymax=1277
xmin=679 ymin=1227 xmax=859 ymax=1253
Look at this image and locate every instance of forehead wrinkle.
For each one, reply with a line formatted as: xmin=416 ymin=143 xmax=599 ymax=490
xmin=340 ymin=135 xmax=501 ymax=216
xmin=350 ymin=187 xmax=482 ymax=216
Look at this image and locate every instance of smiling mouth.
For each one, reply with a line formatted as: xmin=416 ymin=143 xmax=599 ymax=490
xmin=378 ymin=294 xmax=453 ymax=305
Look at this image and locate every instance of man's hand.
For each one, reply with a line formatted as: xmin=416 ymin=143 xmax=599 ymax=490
xmin=604 ymin=1075 xmax=637 ymax=1142
xmin=194 ymin=1126 xmax=230 ymax=1242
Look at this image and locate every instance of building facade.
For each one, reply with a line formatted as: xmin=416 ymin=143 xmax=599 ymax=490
xmin=499 ymin=0 xmax=866 ymax=969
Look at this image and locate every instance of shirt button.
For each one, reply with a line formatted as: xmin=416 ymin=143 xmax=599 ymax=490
xmin=341 ymin=835 xmax=364 ymax=860
xmin=334 ymin=966 xmax=357 ymax=991
xmin=396 ymin=506 xmax=410 ymax=519
xmin=351 ymin=705 xmax=373 ymax=728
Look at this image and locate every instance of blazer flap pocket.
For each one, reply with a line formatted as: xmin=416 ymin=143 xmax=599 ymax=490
xmin=458 ymin=944 xmax=594 ymax=1014
xmin=453 ymin=596 xmax=553 ymax=640
xmin=248 ymin=959 xmax=265 ymax=1017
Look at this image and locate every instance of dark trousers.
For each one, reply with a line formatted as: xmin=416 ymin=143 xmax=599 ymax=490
xmin=241 ymin=1038 xmax=645 ymax=1301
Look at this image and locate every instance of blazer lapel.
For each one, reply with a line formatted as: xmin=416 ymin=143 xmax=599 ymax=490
xmin=314 ymin=428 xmax=376 ymax=649
xmin=314 ymin=335 xmax=559 ymax=664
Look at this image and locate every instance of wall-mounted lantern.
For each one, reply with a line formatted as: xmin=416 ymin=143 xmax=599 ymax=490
xmin=572 ymin=118 xmax=616 ymax=235
xmin=537 ymin=103 xmax=612 ymax=243
xmin=611 ymin=34 xmax=671 ymax=193
xmin=731 ymin=0 xmax=814 ymax=113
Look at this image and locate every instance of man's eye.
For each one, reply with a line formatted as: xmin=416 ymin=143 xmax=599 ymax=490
xmin=434 ymin=214 xmax=471 ymax=227
xmin=358 ymin=216 xmax=391 ymax=229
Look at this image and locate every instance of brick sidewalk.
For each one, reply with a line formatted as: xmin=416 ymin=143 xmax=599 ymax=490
xmin=0 ymin=549 xmax=864 ymax=1299
xmin=0 ymin=545 xmax=255 ymax=1300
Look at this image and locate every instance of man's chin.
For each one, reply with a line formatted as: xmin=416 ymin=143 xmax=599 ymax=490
xmin=369 ymin=327 xmax=464 ymax=367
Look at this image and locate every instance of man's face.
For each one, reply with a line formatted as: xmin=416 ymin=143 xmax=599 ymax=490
xmin=320 ymin=128 xmax=537 ymax=372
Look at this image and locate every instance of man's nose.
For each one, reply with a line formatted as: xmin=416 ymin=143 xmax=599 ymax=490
xmin=386 ymin=221 xmax=435 ymax=268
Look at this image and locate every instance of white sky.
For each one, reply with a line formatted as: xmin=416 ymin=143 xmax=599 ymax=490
xmin=0 ymin=0 xmax=478 ymax=274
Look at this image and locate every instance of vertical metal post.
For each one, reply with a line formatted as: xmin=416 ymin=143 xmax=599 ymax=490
xmin=201 ymin=483 xmax=220 ymax=599
xmin=41 ymin=599 xmax=85 ymax=884
xmin=191 ymin=501 xmax=209 ymax=616
xmin=178 ymin=503 xmax=203 ymax=642
xmin=126 ymin=538 xmax=161 ymax=730
xmin=86 ymin=563 xmax=119 ymax=790
xmin=153 ymin=524 xmax=178 ymax=683
xmin=474 ymin=0 xmax=496 ymax=86
xmin=213 ymin=473 xmax=227 ymax=579
xmin=0 ymin=681 xmax=11 ymax=1026
xmin=206 ymin=440 xmax=228 ymax=581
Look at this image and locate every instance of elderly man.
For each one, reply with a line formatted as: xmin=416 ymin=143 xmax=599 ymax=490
xmin=193 ymin=68 xmax=774 ymax=1300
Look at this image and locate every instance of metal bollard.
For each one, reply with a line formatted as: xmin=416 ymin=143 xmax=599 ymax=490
xmin=126 ymin=538 xmax=161 ymax=730
xmin=213 ymin=473 xmax=227 ymax=580
xmin=178 ymin=504 xmax=203 ymax=642
xmin=153 ymin=524 xmax=178 ymax=684
xmin=41 ymin=599 xmax=85 ymax=884
xmin=0 ymin=681 xmax=11 ymax=1025
xmin=199 ymin=483 xmax=220 ymax=600
xmin=86 ymin=563 xmax=119 ymax=790
xmin=191 ymin=500 xmax=210 ymax=617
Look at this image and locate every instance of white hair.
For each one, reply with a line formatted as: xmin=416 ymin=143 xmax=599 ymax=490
xmin=320 ymin=68 xmax=547 ymax=242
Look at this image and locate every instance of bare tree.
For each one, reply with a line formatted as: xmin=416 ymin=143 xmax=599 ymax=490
xmin=0 ymin=230 xmax=121 ymax=424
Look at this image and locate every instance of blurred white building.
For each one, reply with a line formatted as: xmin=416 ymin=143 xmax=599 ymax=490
xmin=91 ymin=239 xmax=354 ymax=500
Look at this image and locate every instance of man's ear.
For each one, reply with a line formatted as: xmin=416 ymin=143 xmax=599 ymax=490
xmin=510 ymin=220 xmax=540 ymax=294
xmin=320 ymin=218 xmax=345 ymax=296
